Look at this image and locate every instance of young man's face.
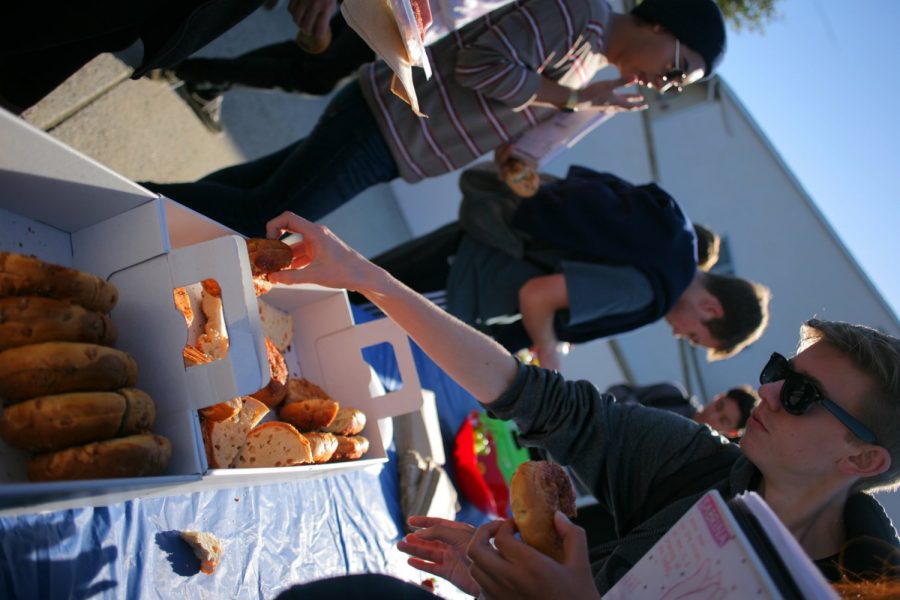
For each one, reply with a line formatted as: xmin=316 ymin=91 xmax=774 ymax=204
xmin=694 ymin=393 xmax=742 ymax=434
xmin=614 ymin=25 xmax=706 ymax=92
xmin=664 ymin=308 xmax=719 ymax=349
xmin=741 ymin=341 xmax=877 ymax=481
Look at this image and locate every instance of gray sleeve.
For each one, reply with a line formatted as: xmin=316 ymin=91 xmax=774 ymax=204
xmin=560 ymin=261 xmax=654 ymax=326
xmin=485 ymin=364 xmax=731 ymax=527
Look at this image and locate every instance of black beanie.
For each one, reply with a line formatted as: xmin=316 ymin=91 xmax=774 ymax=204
xmin=631 ymin=0 xmax=727 ymax=78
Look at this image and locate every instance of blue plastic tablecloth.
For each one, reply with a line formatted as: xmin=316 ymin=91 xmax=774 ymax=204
xmin=0 ymin=307 xmax=483 ymax=599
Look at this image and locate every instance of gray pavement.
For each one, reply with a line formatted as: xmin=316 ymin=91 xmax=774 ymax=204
xmin=20 ymin=4 xmax=411 ymax=258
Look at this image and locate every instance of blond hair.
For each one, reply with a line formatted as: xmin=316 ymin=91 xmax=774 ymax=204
xmin=800 ymin=319 xmax=900 ymax=493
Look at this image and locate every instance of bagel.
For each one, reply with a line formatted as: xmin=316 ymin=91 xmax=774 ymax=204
xmin=509 ymin=461 xmax=577 ymax=562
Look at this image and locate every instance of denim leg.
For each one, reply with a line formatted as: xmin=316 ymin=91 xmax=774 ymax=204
xmin=142 ymin=81 xmax=398 ymax=238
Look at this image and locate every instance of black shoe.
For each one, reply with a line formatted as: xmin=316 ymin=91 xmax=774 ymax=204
xmin=177 ymin=82 xmax=225 ymax=133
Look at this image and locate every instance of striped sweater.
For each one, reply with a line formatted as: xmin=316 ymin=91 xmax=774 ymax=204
xmin=358 ymin=0 xmax=611 ymax=183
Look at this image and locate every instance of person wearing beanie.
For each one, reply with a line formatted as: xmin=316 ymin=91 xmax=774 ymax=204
xmin=143 ymin=0 xmax=728 ymax=238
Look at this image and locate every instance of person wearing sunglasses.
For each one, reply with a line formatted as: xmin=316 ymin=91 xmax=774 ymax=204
xmin=141 ymin=0 xmax=727 ymax=238
xmin=265 ymin=212 xmax=900 ymax=598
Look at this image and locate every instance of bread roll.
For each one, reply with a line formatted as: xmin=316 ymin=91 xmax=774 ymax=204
xmin=201 ymin=397 xmax=271 ymax=469
xmin=331 ymin=435 xmax=369 ymax=461
xmin=180 ymin=531 xmax=223 ymax=575
xmin=509 ymin=461 xmax=577 ymax=563
xmin=325 ymin=407 xmax=366 ymax=436
xmin=233 ymin=422 xmax=312 ymax=468
xmin=246 ymin=238 xmax=293 ymax=276
xmin=0 ymin=388 xmax=155 ymax=452
xmin=283 ymin=377 xmax=330 ymax=405
xmin=249 ymin=337 xmax=288 ymax=408
xmin=305 ymin=432 xmax=339 ymax=463
xmin=27 ymin=433 xmax=171 ymax=481
xmin=279 ymin=398 xmax=339 ymax=432
xmin=0 ymin=342 xmax=138 ymax=404
xmin=0 ymin=252 xmax=118 ymax=312
xmin=0 ymin=296 xmax=117 ymax=351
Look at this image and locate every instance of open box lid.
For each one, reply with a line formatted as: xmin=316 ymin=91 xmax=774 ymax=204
xmin=109 ymin=235 xmax=269 ymax=412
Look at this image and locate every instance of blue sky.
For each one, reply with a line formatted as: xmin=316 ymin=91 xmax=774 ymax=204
xmin=717 ymin=0 xmax=900 ymax=320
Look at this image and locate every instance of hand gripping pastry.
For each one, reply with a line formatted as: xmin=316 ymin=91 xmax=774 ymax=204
xmin=0 ymin=252 xmax=118 ymax=313
xmin=27 ymin=433 xmax=172 ymax=481
xmin=509 ymin=461 xmax=577 ymax=563
xmin=246 ymin=238 xmax=293 ymax=296
xmin=0 ymin=388 xmax=155 ymax=452
xmin=0 ymin=342 xmax=138 ymax=405
xmin=0 ymin=296 xmax=117 ymax=351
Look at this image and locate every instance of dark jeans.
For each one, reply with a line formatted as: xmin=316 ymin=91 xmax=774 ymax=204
xmin=174 ymin=12 xmax=373 ymax=96
xmin=142 ymin=80 xmax=398 ymax=237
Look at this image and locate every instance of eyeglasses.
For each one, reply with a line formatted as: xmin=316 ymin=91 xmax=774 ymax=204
xmin=759 ymin=352 xmax=877 ymax=444
xmin=658 ymin=39 xmax=686 ymax=96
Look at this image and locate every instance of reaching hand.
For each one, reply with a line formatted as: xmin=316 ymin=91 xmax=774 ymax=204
xmin=398 ymin=516 xmax=481 ymax=597
xmin=575 ymin=77 xmax=647 ymax=113
xmin=265 ymin=211 xmax=377 ymax=291
xmin=466 ymin=513 xmax=601 ymax=600
xmin=287 ymin=0 xmax=336 ymax=38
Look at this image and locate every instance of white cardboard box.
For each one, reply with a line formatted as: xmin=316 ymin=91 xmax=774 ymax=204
xmin=0 ymin=110 xmax=204 ymax=513
xmin=0 ymin=108 xmax=423 ymax=512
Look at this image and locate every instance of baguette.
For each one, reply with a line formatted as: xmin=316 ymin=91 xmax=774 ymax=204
xmin=0 ymin=342 xmax=138 ymax=404
xmin=0 ymin=296 xmax=117 ymax=351
xmin=27 ymin=433 xmax=171 ymax=481
xmin=0 ymin=252 xmax=118 ymax=312
xmin=0 ymin=388 xmax=155 ymax=452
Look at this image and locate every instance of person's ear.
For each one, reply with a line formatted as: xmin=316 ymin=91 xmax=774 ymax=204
xmin=697 ymin=295 xmax=724 ymax=321
xmin=841 ymin=445 xmax=891 ymax=479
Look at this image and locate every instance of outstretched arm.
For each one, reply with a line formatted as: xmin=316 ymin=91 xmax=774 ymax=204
xmin=266 ymin=212 xmax=519 ymax=404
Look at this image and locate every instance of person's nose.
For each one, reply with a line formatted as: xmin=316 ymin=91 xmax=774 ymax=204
xmin=758 ymin=381 xmax=783 ymax=411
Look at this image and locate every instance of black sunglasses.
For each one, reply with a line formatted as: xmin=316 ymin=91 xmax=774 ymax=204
xmin=759 ymin=352 xmax=877 ymax=444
